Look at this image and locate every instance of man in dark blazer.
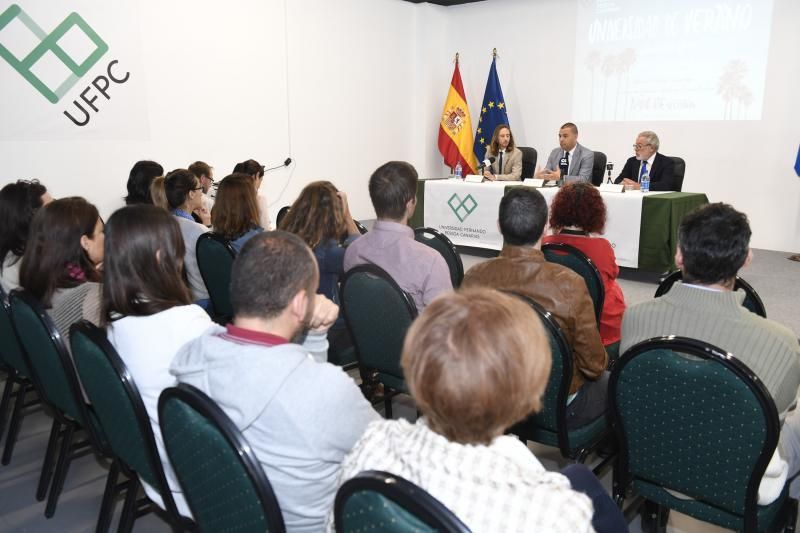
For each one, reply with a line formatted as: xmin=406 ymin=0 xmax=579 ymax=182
xmin=615 ymin=131 xmax=676 ymax=191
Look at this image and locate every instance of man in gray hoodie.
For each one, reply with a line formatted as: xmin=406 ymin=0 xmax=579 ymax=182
xmin=170 ymin=231 xmax=379 ymax=532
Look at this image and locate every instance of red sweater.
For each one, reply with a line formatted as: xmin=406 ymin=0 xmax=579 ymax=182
xmin=542 ymin=233 xmax=626 ymax=345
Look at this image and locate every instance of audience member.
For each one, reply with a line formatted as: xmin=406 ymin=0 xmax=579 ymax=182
xmin=125 ymin=160 xmax=163 ymax=205
xmin=233 ymin=158 xmax=271 ymax=230
xmin=103 ymin=204 xmax=214 ymax=517
xmin=19 ymin=197 xmax=104 ymax=343
xmin=614 ymin=130 xmax=676 ymax=191
xmin=0 ymin=179 xmax=52 ymax=293
xmin=149 ymin=175 xmax=168 ymax=210
xmin=332 ymin=289 xmax=627 ymax=533
xmin=171 ymin=231 xmax=378 ymax=532
xmin=621 ymin=202 xmax=800 ymax=504
xmin=211 ymin=173 xmax=263 ymax=252
xmin=188 ymin=160 xmax=215 ymax=211
xmin=165 ymin=169 xmax=210 ymax=308
xmin=343 ymin=161 xmax=451 ymax=312
xmin=482 ymin=124 xmax=522 ymax=181
xmin=543 ymin=182 xmax=626 ymax=358
xmin=536 ymin=122 xmax=594 ymax=183
xmin=463 ymin=187 xmax=607 ymax=429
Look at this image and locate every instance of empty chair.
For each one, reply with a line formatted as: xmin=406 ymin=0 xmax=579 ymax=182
xmin=610 ymin=336 xmax=797 ymax=531
xmin=668 ymin=156 xmax=686 ymax=192
xmin=159 ymin=383 xmax=286 ymax=533
xmin=413 ymin=227 xmax=464 ymax=287
xmin=340 ymin=264 xmax=417 ymax=418
xmin=654 ymin=270 xmax=766 ymax=318
xmin=518 ymin=146 xmax=538 ymax=180
xmin=542 ymin=242 xmax=605 ymax=324
xmin=335 ymin=471 xmax=470 ymax=533
xmin=591 ymin=150 xmax=607 ymax=186
xmin=196 ymin=232 xmax=237 ymax=323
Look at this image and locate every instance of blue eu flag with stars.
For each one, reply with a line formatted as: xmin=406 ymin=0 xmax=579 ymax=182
xmin=473 ymin=55 xmax=509 ymax=163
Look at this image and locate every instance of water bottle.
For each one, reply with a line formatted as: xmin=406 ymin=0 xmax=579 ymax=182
xmin=640 ymin=172 xmax=650 ymax=192
xmin=454 ymin=162 xmax=462 ymax=180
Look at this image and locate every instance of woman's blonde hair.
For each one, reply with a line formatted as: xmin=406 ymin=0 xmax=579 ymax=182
xmin=278 ymin=181 xmax=346 ymax=248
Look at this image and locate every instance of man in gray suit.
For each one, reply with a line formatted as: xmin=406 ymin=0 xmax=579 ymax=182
xmin=535 ymin=123 xmax=594 ymax=184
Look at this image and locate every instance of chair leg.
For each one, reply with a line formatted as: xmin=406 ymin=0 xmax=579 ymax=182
xmin=44 ymin=422 xmax=76 ymax=518
xmin=37 ymin=418 xmax=62 ymax=501
xmin=95 ymin=460 xmax=120 ymax=533
xmin=2 ymin=380 xmax=27 ymax=465
xmin=0 ymin=370 xmax=17 ymax=442
xmin=384 ymin=394 xmax=393 ymax=419
xmin=118 ymin=478 xmax=140 ymax=533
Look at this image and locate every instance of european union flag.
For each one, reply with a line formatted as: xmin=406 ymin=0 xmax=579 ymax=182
xmin=795 ymin=145 xmax=800 ymax=177
xmin=473 ymin=54 xmax=509 ymax=163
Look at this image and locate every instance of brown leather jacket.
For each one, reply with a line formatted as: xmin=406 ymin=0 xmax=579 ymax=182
xmin=462 ymin=245 xmax=607 ymax=394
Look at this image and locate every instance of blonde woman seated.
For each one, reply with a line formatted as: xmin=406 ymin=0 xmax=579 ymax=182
xmin=211 ymin=173 xmax=263 ymax=252
xmin=331 ymin=288 xmax=626 ymax=532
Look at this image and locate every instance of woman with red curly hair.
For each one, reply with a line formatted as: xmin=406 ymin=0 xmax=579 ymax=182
xmin=543 ymin=182 xmax=626 ymax=356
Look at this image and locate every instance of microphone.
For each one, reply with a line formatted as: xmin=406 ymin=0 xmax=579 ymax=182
xmin=559 ymin=157 xmax=569 ymax=177
xmin=479 ymin=156 xmax=496 ymax=173
xmin=606 ymin=162 xmax=614 ymax=184
xmin=264 ymin=157 xmax=292 ymax=172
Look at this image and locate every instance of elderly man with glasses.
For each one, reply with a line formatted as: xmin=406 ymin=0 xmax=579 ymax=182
xmin=614 ymin=131 xmax=677 ymax=191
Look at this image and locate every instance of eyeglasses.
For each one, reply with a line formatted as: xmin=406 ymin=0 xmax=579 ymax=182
xmin=633 ymin=143 xmax=652 ymax=150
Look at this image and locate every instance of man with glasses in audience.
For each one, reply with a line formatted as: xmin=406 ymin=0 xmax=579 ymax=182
xmin=614 ymin=131 xmax=676 ymax=191
xmin=188 ymin=160 xmax=215 ymax=211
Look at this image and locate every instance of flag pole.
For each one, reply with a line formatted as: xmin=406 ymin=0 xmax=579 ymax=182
xmin=492 ymin=48 xmax=497 ymax=58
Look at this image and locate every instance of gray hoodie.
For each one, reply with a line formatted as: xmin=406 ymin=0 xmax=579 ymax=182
xmin=170 ymin=325 xmax=379 ymax=532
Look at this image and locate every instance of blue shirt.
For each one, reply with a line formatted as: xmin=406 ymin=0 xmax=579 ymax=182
xmin=230 ymin=227 xmax=264 ymax=253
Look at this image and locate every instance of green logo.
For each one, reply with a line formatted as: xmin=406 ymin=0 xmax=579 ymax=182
xmin=448 ymin=193 xmax=478 ymax=222
xmin=0 ymin=4 xmax=108 ymax=103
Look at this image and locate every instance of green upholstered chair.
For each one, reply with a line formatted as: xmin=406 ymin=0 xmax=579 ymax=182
xmin=654 ymin=270 xmax=767 ymax=318
xmin=8 ymin=291 xmax=111 ymax=520
xmin=340 ymin=264 xmax=418 ymax=418
xmin=354 ymin=220 xmax=369 ymax=235
xmin=275 ymin=205 xmax=291 ymax=228
xmin=542 ymin=242 xmax=605 ymax=325
xmin=158 ymin=383 xmax=286 ymax=533
xmin=196 ymin=232 xmax=237 ymax=324
xmin=414 ymin=227 xmax=464 ymax=288
xmin=69 ymin=320 xmax=193 ymax=532
xmin=609 ymin=336 xmax=797 ymax=532
xmin=334 ymin=470 xmax=470 ymax=533
xmin=0 ymin=286 xmax=39 ymax=464
xmin=506 ymin=292 xmax=612 ymax=471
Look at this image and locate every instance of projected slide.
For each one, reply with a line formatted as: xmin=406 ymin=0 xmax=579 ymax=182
xmin=572 ymin=0 xmax=773 ymax=122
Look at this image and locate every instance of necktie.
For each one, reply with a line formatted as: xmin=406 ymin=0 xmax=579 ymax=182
xmin=498 ymin=152 xmax=504 ymax=175
xmin=638 ymin=160 xmax=648 ymax=182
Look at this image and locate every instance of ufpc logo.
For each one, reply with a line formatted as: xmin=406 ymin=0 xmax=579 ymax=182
xmin=0 ymin=4 xmax=129 ymax=126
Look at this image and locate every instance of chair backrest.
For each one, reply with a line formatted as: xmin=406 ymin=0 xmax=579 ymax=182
xmin=654 ymin=270 xmax=766 ymax=318
xmin=591 ymin=150 xmax=607 ymax=186
xmin=0 ymin=286 xmax=31 ymax=378
xmin=196 ymin=232 xmax=237 ymax=320
xmin=518 ymin=146 xmax=538 ymax=180
xmin=610 ymin=336 xmax=781 ymax=530
xmin=340 ymin=265 xmax=417 ymax=390
xmin=335 ymin=470 xmax=471 ymax=533
xmin=69 ymin=321 xmax=183 ymax=520
xmin=413 ymin=227 xmax=463 ymax=288
xmin=542 ymin=243 xmax=605 ymax=324
xmin=158 ymin=384 xmax=286 ymax=533
xmin=668 ymin=156 xmax=686 ymax=191
xmin=354 ymin=220 xmax=369 ymax=235
xmin=275 ymin=205 xmax=290 ymax=228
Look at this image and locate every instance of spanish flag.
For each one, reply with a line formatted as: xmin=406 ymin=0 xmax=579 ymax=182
xmin=438 ymin=55 xmax=478 ymax=175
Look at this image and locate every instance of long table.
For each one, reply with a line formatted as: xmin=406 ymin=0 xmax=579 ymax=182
xmin=409 ymin=178 xmax=708 ymax=272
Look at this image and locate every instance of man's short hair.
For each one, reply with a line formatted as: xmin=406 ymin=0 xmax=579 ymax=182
xmin=638 ymin=130 xmax=660 ymax=151
xmin=164 ymin=169 xmax=197 ymax=209
xmin=560 ymin=122 xmax=578 ymax=134
xmin=499 ymin=187 xmax=548 ymax=246
xmin=188 ymin=161 xmax=212 ymax=179
xmin=402 ymin=288 xmax=551 ymax=445
xmin=368 ymin=161 xmax=418 ymax=220
xmin=678 ymin=202 xmax=751 ymax=285
xmin=230 ymin=231 xmax=317 ymax=319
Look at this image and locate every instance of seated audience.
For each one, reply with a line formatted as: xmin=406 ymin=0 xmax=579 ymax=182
xmin=343 ymin=161 xmax=451 ymax=312
xmin=621 ymin=202 xmax=800 ymax=504
xmin=543 ymin=182 xmax=626 ymax=357
xmin=614 ymin=130 xmax=676 ymax=191
xmin=0 ymin=179 xmax=52 ymax=293
xmin=332 ymin=288 xmax=627 ymax=533
xmin=149 ymin=175 xmax=168 ymax=210
xmin=125 ymin=160 xmax=163 ymax=205
xmin=211 ymin=173 xmax=263 ymax=252
xmin=103 ymin=204 xmax=214 ymax=517
xmin=462 ymin=187 xmax=607 ymax=429
xmin=171 ymin=231 xmax=378 ymax=532
xmin=233 ymin=158 xmax=271 ymax=230
xmin=19 ymin=197 xmax=104 ymax=343
xmin=188 ymin=160 xmax=215 ymax=212
xmin=165 ymin=169 xmax=210 ymax=308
